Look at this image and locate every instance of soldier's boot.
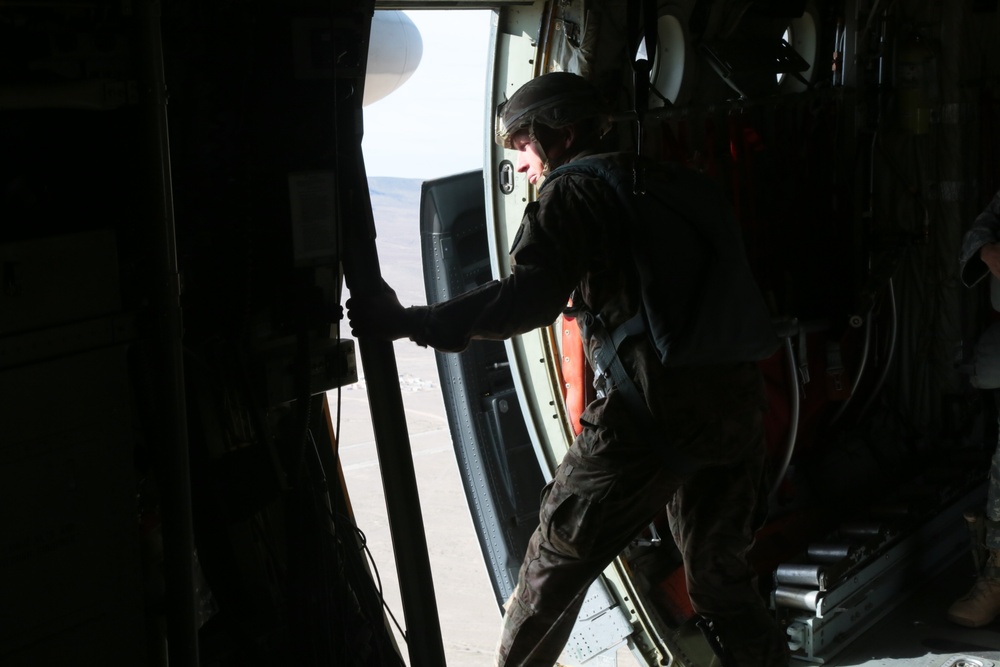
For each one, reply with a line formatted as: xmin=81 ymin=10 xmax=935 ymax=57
xmin=947 ymin=549 xmax=1000 ymax=628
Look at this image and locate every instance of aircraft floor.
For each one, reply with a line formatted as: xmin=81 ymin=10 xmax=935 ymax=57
xmin=810 ymin=551 xmax=1000 ymax=667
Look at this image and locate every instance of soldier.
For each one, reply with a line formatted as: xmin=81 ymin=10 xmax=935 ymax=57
xmin=952 ymin=188 xmax=1000 ymax=628
xmin=348 ymin=71 xmax=787 ymax=666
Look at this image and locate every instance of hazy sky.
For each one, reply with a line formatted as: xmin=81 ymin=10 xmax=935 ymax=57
xmin=362 ymin=10 xmax=493 ymax=180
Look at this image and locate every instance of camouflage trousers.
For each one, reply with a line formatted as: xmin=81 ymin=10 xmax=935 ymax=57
xmin=495 ymin=363 xmax=789 ymax=667
xmin=985 ymin=402 xmax=1000 ymax=548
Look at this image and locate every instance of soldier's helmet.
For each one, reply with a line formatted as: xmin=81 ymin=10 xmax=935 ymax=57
xmin=495 ymin=72 xmax=611 ymax=149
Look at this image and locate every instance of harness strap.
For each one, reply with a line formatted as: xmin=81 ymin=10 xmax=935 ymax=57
xmin=582 ymin=311 xmax=700 ymax=477
xmin=609 ymin=312 xmax=647 ymax=358
xmin=591 ymin=312 xmax=649 ymax=420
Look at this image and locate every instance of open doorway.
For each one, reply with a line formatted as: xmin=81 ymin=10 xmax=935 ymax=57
xmin=328 ymin=9 xmax=498 ymax=667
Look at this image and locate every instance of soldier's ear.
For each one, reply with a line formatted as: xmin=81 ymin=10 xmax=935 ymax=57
xmin=562 ymin=126 xmax=577 ymax=150
xmin=534 ymin=124 xmax=573 ymax=161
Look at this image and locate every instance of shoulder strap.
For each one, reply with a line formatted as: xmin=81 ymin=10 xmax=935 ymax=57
xmin=543 ymin=154 xmax=649 ymax=359
xmin=546 ymin=157 xmax=705 ymax=471
xmin=543 ymin=155 xmax=634 ymax=200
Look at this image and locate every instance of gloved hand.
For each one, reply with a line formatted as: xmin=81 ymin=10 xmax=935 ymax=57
xmin=346 ymin=283 xmax=413 ymax=341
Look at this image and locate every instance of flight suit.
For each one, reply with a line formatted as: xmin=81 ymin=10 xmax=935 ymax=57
xmin=405 ymin=151 xmax=787 ymax=666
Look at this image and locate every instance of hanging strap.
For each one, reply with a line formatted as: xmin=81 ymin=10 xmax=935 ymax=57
xmin=590 ymin=313 xmax=646 ymax=390
xmin=582 ymin=310 xmax=651 ymax=431
xmin=627 ymin=0 xmax=658 ymax=194
xmin=580 ymin=310 xmax=700 ymax=477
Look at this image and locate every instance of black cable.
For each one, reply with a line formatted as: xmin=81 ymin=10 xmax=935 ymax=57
xmin=327 ymin=504 xmax=409 ymax=654
xmin=648 ymin=84 xmax=671 ymax=105
xmin=310 ymin=423 xmax=406 ymax=666
xmin=350 ymin=518 xmax=408 ymax=643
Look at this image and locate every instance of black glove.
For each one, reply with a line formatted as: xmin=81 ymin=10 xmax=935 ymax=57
xmin=346 ymin=283 xmax=416 ymax=341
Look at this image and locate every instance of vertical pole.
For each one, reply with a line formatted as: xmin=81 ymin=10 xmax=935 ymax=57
xmin=355 ymin=332 xmax=448 ymax=667
xmin=339 ymin=159 xmax=448 ymax=667
xmin=335 ymin=7 xmax=447 ymax=664
xmin=137 ymin=1 xmax=199 ymax=664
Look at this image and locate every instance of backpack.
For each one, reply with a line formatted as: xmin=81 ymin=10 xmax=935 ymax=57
xmin=542 ymin=152 xmax=779 ymax=368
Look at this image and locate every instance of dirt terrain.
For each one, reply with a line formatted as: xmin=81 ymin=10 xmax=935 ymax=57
xmin=331 ymin=177 xmax=500 ymax=666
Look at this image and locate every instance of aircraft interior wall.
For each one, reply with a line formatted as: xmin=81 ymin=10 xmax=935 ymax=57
xmin=523 ymin=0 xmax=1000 ymax=501
xmin=469 ymin=1 xmax=1000 ymax=664
xmin=1 ymin=2 xmax=407 ymax=666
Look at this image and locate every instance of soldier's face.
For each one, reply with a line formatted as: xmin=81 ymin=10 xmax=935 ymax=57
xmin=512 ymin=131 xmax=546 ymax=185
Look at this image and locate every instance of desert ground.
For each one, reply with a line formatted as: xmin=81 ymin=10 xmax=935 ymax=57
xmin=331 ymin=177 xmax=500 ymax=665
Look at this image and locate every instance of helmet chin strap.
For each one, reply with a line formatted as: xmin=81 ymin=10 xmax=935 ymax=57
xmin=529 ymin=119 xmax=579 ymax=185
xmin=528 ymin=119 xmax=551 ymax=176
xmin=531 ymin=128 xmax=570 ymax=187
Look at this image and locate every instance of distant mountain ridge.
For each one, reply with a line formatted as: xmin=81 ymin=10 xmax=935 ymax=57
xmin=368 ymin=176 xmax=422 ymax=207
xmin=366 ymin=176 xmax=426 ymax=305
